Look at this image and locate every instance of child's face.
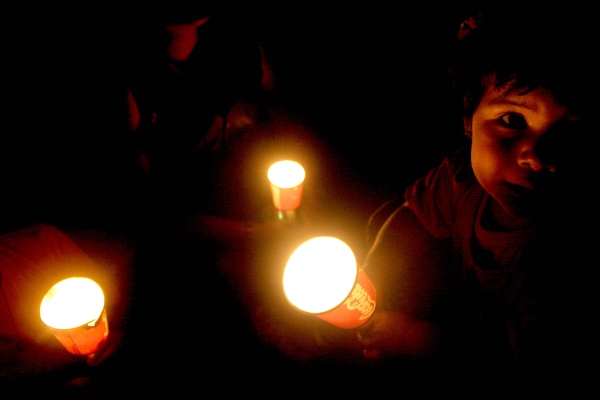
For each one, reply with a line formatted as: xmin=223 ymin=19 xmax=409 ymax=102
xmin=468 ymin=81 xmax=581 ymax=218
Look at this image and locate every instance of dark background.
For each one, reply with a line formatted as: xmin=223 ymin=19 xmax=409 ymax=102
xmin=2 ymin=3 xmax=473 ymax=215
xmin=253 ymin=4 xmax=469 ymax=193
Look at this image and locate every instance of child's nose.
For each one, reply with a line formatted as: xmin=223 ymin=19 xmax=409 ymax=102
xmin=517 ymin=139 xmax=557 ymax=173
xmin=521 ymin=119 xmax=580 ymax=174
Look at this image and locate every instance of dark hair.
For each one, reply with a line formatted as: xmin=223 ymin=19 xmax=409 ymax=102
xmin=447 ymin=4 xmax=598 ymax=119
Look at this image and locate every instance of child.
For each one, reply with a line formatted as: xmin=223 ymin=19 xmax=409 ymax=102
xmin=355 ymin=3 xmax=597 ymax=379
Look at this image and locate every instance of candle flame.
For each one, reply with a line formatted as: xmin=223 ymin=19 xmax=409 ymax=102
xmin=40 ymin=277 xmax=105 ymax=330
xmin=283 ymin=236 xmax=357 ymax=314
xmin=268 ymin=160 xmax=305 ymax=188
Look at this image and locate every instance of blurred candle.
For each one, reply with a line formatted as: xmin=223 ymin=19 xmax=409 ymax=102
xmin=268 ymin=160 xmax=305 ymax=211
xmin=283 ymin=236 xmax=376 ymax=329
xmin=40 ymin=277 xmax=109 ymax=356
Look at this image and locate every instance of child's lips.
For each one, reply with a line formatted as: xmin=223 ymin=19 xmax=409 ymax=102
xmin=506 ymin=173 xmax=556 ymax=195
xmin=504 ymin=182 xmax=536 ymax=198
xmin=501 ymin=180 xmax=560 ymax=218
xmin=504 ymin=182 xmax=544 ymax=202
xmin=504 ymin=180 xmax=557 ymax=203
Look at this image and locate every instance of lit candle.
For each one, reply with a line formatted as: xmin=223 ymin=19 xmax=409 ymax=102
xmin=268 ymin=160 xmax=305 ymax=211
xmin=40 ymin=277 xmax=109 ymax=356
xmin=283 ymin=236 xmax=376 ymax=329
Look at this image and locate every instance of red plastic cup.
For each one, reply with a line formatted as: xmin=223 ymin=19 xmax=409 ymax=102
xmin=316 ymin=268 xmax=377 ymax=329
xmin=50 ymin=308 xmax=109 ymax=356
xmin=283 ymin=236 xmax=377 ymax=329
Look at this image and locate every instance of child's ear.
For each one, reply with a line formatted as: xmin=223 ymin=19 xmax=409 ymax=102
xmin=463 ymin=116 xmax=473 ymax=138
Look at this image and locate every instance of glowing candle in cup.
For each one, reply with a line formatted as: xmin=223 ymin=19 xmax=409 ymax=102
xmin=40 ymin=277 xmax=109 ymax=356
xmin=268 ymin=160 xmax=305 ymax=211
xmin=283 ymin=236 xmax=376 ymax=329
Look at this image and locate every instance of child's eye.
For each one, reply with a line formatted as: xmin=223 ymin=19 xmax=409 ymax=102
xmin=499 ymin=113 xmax=527 ymax=130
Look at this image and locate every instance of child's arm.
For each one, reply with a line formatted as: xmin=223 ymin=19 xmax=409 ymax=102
xmin=357 ymin=203 xmax=454 ymax=360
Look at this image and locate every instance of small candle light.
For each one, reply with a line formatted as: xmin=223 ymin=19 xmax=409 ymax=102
xmin=283 ymin=236 xmax=376 ymax=329
xmin=268 ymin=160 xmax=305 ymax=211
xmin=40 ymin=277 xmax=109 ymax=356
